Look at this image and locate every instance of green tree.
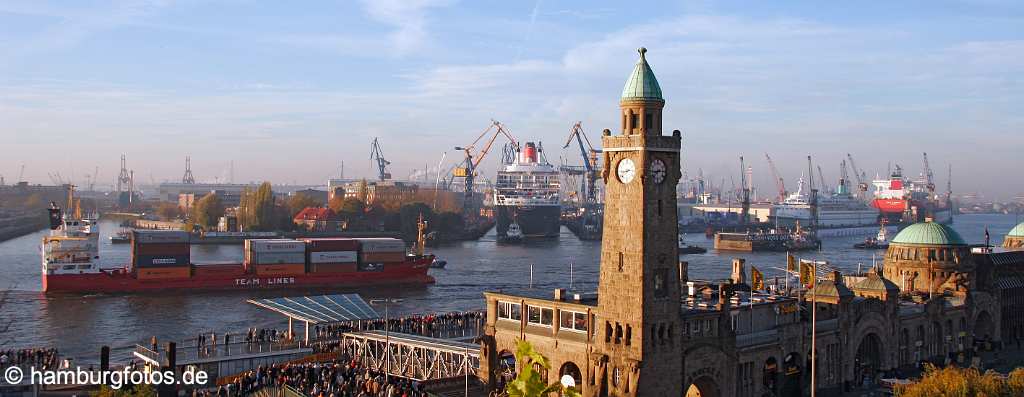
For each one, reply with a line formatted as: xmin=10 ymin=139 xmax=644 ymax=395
xmin=155 ymin=202 xmax=180 ymax=221
xmin=287 ymin=192 xmax=322 ymax=217
xmin=357 ymin=179 xmax=369 ymax=203
xmin=238 ymin=182 xmax=279 ymax=231
xmin=93 ymin=384 xmax=157 ymax=397
xmin=190 ymin=193 xmax=224 ymax=230
xmin=399 ymin=202 xmax=433 ymax=239
xmin=505 ymin=340 xmax=581 ymax=397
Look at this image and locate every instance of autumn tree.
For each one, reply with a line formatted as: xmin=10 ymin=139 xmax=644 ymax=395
xmin=155 ymin=202 xmax=181 ymax=221
xmin=287 ymin=192 xmax=322 ymax=217
xmin=239 ymin=182 xmax=281 ymax=231
xmin=896 ymin=364 xmax=1024 ymax=397
xmin=190 ymin=193 xmax=224 ymax=230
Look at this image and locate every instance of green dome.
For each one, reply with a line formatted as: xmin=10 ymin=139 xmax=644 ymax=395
xmin=891 ymin=222 xmax=966 ymax=246
xmin=1009 ymin=222 xmax=1024 ymax=237
xmin=621 ymin=47 xmax=663 ymax=101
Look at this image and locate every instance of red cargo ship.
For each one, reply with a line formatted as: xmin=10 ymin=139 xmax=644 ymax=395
xmin=41 ymin=191 xmax=434 ymax=293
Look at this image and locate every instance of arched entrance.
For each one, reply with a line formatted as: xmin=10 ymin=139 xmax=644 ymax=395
xmin=780 ymin=352 xmax=802 ymax=397
xmin=854 ymin=333 xmax=883 ymax=388
xmin=899 ymin=329 xmax=910 ymax=366
xmin=685 ymin=376 xmax=721 ymax=397
xmin=495 ymin=350 xmax=516 ymax=391
xmin=763 ymin=357 xmax=779 ymax=395
xmin=559 ymin=361 xmax=583 ymax=393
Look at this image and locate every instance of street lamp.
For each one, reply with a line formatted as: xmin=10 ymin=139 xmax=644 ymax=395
xmin=370 ymin=298 xmax=403 ymax=384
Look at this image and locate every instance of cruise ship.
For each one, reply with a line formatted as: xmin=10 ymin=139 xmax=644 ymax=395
xmin=770 ymin=176 xmax=879 ymax=229
xmin=494 ymin=142 xmax=561 ymax=241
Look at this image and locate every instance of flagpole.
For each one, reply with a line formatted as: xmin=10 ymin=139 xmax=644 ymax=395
xmin=811 ymin=262 xmax=817 ymax=397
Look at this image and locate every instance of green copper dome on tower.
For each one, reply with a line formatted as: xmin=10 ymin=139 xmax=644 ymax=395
xmin=621 ymin=47 xmax=663 ymax=102
xmin=1009 ymin=222 xmax=1024 ymax=237
xmin=890 ymin=221 xmax=967 ymax=246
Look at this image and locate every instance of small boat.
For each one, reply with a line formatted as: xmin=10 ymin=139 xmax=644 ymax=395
xmin=109 ymin=228 xmax=131 ymax=244
xmin=430 ymin=259 xmax=447 ymax=269
xmin=854 ymin=224 xmax=890 ymax=249
xmin=503 ymin=222 xmax=524 ymax=243
xmin=678 ymin=234 xmax=707 ymax=254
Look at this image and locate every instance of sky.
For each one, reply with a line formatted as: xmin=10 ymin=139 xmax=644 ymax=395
xmin=1 ymin=0 xmax=1022 ymax=199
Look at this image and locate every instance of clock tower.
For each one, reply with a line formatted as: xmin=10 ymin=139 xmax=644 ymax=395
xmin=593 ymin=47 xmax=683 ymax=396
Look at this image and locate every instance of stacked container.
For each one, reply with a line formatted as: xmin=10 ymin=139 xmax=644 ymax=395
xmin=244 ymin=239 xmax=306 ymax=276
xmin=303 ymin=238 xmax=360 ymax=273
xmin=131 ymin=230 xmax=191 ymax=279
xmin=355 ymin=237 xmax=407 ymax=271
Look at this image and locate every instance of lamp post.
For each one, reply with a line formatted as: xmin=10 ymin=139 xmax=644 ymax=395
xmin=370 ymin=298 xmax=403 ymax=384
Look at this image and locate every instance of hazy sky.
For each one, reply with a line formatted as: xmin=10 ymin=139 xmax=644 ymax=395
xmin=2 ymin=1 xmax=1022 ymax=199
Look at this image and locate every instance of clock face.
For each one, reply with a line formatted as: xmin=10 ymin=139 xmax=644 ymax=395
xmin=616 ymin=158 xmax=636 ymax=184
xmin=650 ymin=159 xmax=667 ymax=184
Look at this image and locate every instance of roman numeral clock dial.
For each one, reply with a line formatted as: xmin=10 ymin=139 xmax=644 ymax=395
xmin=650 ymin=158 xmax=666 ymax=184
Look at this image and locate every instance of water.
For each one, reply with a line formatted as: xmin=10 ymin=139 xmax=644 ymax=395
xmin=0 ymin=214 xmax=1019 ymax=362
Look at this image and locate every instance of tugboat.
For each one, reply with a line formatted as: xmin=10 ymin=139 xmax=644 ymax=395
xmin=678 ymin=234 xmax=707 ymax=254
xmin=854 ymin=224 xmax=890 ymax=249
xmin=503 ymin=222 xmax=525 ymax=243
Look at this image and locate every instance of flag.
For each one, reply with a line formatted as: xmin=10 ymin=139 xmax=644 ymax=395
xmin=786 ymin=253 xmax=796 ymax=273
xmin=751 ymin=266 xmax=764 ymax=291
xmin=799 ymin=260 xmax=815 ymax=287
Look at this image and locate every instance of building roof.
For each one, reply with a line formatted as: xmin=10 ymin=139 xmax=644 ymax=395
xmin=294 ymin=206 xmax=337 ymax=221
xmin=891 ymin=221 xmax=967 ymax=246
xmin=852 ymin=272 xmax=900 ymax=292
xmin=1009 ymin=222 xmax=1024 ymax=237
xmin=809 ymin=280 xmax=854 ymax=299
xmin=247 ymin=294 xmax=381 ymax=324
xmin=620 ymin=47 xmax=664 ymax=101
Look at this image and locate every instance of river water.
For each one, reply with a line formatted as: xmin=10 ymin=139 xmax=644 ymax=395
xmin=0 ymin=213 xmax=1019 ymax=362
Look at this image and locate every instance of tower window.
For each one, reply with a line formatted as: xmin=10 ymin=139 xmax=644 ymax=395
xmin=625 ymin=325 xmax=632 ymax=346
xmin=630 ymin=113 xmax=638 ymax=130
xmin=606 ymin=322 xmax=612 ymax=343
xmin=654 ymin=268 xmax=667 ymax=298
xmin=645 ymin=112 xmax=652 ymax=129
xmin=658 ymin=200 xmax=662 ymax=216
xmin=615 ymin=323 xmax=623 ymax=344
xmin=618 ymin=252 xmax=624 ymax=272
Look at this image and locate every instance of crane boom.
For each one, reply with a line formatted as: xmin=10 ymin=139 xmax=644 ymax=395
xmin=370 ymin=138 xmax=391 ymax=181
xmin=922 ymin=152 xmax=935 ymax=192
xmin=453 ymin=120 xmax=519 ymax=218
xmin=817 ymin=164 xmax=828 ymax=194
xmin=562 ymin=122 xmax=601 ymax=204
xmin=739 ymin=156 xmax=750 ymax=225
xmin=846 ymin=153 xmax=869 ymax=198
xmin=764 ymin=153 xmax=786 ymax=202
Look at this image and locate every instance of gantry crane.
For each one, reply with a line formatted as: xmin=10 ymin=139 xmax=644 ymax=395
xmin=764 ymin=153 xmax=786 ymax=202
xmin=453 ymin=120 xmax=519 ymax=216
xmin=817 ymin=164 xmax=829 ymax=195
xmin=562 ymin=122 xmax=602 ymax=205
xmin=922 ymin=152 xmax=935 ymax=193
xmin=370 ymin=138 xmax=392 ymax=181
xmin=846 ymin=153 xmax=869 ymax=199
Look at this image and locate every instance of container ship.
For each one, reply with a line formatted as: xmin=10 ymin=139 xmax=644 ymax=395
xmin=41 ymin=191 xmax=433 ymax=293
xmin=871 ymin=164 xmax=952 ymax=225
xmin=494 ymin=142 xmax=562 ymax=241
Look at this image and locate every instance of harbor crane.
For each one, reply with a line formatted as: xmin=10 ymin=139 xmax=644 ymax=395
xmin=370 ymin=138 xmax=392 ymax=181
xmin=562 ymin=122 xmax=602 ymax=205
xmin=839 ymin=160 xmax=850 ymax=194
xmin=739 ymin=156 xmax=750 ymax=225
xmin=453 ymin=120 xmax=518 ymax=216
xmin=764 ymin=153 xmax=786 ymax=202
xmin=807 ymin=155 xmax=819 ymax=233
xmin=846 ymin=153 xmax=869 ymax=198
xmin=182 ymin=156 xmax=196 ymax=184
xmin=817 ymin=164 xmax=829 ymax=194
xmin=18 ymin=164 xmax=25 ymax=183
xmin=922 ymin=152 xmax=935 ymax=193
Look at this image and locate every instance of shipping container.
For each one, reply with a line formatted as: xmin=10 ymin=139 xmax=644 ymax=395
xmin=133 ymin=255 xmax=190 ymax=267
xmin=245 ymin=239 xmax=305 ymax=253
xmin=132 ymin=243 xmax=189 ymax=256
xmin=303 ymin=238 xmax=360 ymax=252
xmin=193 ymin=264 xmax=246 ymax=278
xmin=309 ymin=251 xmax=358 ymax=264
xmin=136 ymin=266 xmax=191 ymax=280
xmin=360 ymin=252 xmax=406 ymax=263
xmin=247 ymin=252 xmax=306 ymax=265
xmin=356 ymin=238 xmax=406 ymax=253
xmin=132 ymin=230 xmax=190 ymax=244
xmin=255 ymin=263 xmax=305 ymax=276
xmin=309 ymin=263 xmax=358 ymax=273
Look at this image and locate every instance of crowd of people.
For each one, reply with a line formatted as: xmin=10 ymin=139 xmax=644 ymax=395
xmin=195 ymin=351 xmax=428 ymax=397
xmin=0 ymin=347 xmax=60 ymax=370
xmin=313 ymin=310 xmax=485 ymax=341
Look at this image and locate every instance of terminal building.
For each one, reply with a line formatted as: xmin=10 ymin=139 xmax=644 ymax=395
xmin=477 ymin=48 xmax=1024 ymax=397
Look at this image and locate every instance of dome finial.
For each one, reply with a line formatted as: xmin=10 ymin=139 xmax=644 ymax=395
xmin=638 ymin=47 xmax=647 ymax=58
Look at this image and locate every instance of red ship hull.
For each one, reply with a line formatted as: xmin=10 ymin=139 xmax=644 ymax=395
xmin=43 ymin=256 xmax=434 ymax=293
xmin=871 ymin=199 xmax=906 ymax=214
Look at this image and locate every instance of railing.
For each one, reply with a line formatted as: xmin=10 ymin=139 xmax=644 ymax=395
xmin=135 ymin=339 xmax=307 ymax=365
xmin=340 ymin=331 xmax=480 ymax=381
